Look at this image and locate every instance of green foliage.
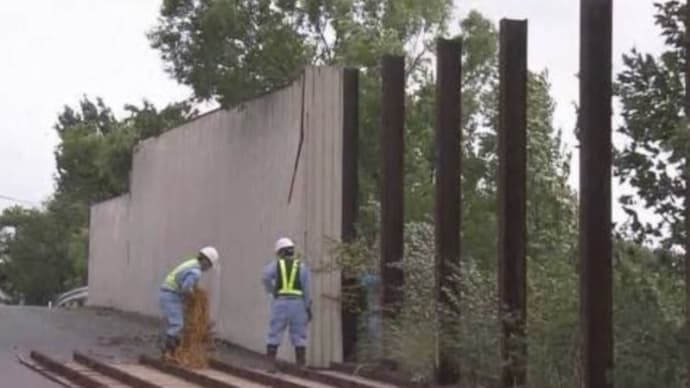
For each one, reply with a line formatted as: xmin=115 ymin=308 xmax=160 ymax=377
xmin=0 ymin=207 xmax=76 ymax=305
xmin=149 ymin=0 xmax=452 ymax=107
xmin=613 ymin=241 xmax=685 ymax=387
xmin=54 ymin=97 xmax=195 ymax=204
xmin=0 ymin=97 xmax=193 ymax=304
xmin=614 ymin=0 xmax=688 ymax=249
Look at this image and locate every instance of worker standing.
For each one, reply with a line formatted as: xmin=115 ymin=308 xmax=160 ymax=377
xmin=262 ymin=237 xmax=312 ymax=372
xmin=159 ymin=246 xmax=219 ymax=358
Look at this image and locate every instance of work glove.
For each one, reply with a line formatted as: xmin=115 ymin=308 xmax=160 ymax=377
xmin=306 ymin=306 xmax=313 ymax=322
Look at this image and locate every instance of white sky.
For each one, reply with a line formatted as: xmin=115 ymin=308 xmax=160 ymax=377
xmin=0 ymin=1 xmax=667 ymax=227
xmin=0 ymin=1 xmax=191 ymax=208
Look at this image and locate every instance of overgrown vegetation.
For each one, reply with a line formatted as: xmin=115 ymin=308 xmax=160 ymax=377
xmin=0 ymin=1 xmax=687 ymax=386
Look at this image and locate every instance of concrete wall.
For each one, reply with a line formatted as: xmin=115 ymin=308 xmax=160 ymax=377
xmin=88 ymin=194 xmax=129 ymax=310
xmin=87 ymin=67 xmax=347 ymax=366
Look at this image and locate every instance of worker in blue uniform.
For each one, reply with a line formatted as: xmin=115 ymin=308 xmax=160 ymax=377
xmin=159 ymin=246 xmax=219 ymax=358
xmin=262 ymin=237 xmax=312 ymax=371
xmin=360 ymin=270 xmax=381 ymax=357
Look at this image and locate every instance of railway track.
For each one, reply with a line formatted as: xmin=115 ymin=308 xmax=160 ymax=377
xmin=19 ymin=350 xmax=401 ymax=388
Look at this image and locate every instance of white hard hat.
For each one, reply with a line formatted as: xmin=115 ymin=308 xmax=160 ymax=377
xmin=199 ymin=246 xmax=219 ymax=266
xmin=274 ymin=238 xmax=295 ymax=253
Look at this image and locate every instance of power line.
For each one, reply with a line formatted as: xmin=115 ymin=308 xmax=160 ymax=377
xmin=0 ymin=194 xmax=39 ymax=207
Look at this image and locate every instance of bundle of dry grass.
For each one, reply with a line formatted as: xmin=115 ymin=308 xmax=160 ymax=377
xmin=171 ymin=287 xmax=213 ymax=368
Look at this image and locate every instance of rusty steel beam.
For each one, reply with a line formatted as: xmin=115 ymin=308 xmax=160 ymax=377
xmin=16 ymin=354 xmax=75 ymax=388
xmin=30 ymin=351 xmax=107 ymax=388
xmin=139 ymin=355 xmax=241 ymax=388
xmin=434 ymin=37 xmax=463 ymax=386
xmin=212 ymin=357 xmax=369 ymax=388
xmin=497 ymin=18 xmax=528 ymax=388
xmin=683 ymin=1 xmax=690 ymax=388
xmin=330 ymin=362 xmax=432 ymax=388
xmin=579 ymin=1 xmax=613 ymax=388
xmin=380 ymin=55 xmax=405 ymax=333
xmin=208 ymin=358 xmax=309 ymax=388
xmin=341 ymin=67 xmax=361 ymax=362
xmin=73 ymin=352 xmax=162 ymax=388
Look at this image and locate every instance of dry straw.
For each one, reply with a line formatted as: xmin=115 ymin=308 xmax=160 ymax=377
xmin=170 ymin=288 xmax=212 ymax=368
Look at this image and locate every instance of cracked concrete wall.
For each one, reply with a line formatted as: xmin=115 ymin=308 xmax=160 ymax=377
xmin=88 ymin=66 xmax=345 ymax=366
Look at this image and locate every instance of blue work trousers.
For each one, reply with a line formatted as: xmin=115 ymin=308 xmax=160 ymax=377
xmin=159 ymin=289 xmax=184 ymax=338
xmin=266 ymin=297 xmax=309 ymax=347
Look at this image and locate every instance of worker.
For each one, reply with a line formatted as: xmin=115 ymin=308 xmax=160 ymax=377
xmin=262 ymin=237 xmax=312 ymax=371
xmin=360 ymin=270 xmax=382 ymax=358
xmin=159 ymin=246 xmax=219 ymax=358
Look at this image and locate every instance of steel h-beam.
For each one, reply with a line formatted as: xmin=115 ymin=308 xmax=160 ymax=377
xmin=497 ymin=18 xmax=528 ymax=388
xmin=341 ymin=68 xmax=360 ymax=361
xmin=434 ymin=37 xmax=462 ymax=385
xmin=684 ymin=1 xmax=690 ymax=388
xmin=380 ymin=55 xmax=405 ymax=345
xmin=579 ymin=1 xmax=613 ymax=387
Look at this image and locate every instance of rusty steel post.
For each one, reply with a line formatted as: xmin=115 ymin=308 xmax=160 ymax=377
xmin=139 ymin=355 xmax=244 ymax=388
xmin=434 ymin=37 xmax=462 ymax=385
xmin=330 ymin=362 xmax=419 ymax=387
xmin=212 ymin=357 xmax=372 ymax=388
xmin=685 ymin=2 xmax=690 ymax=387
xmin=579 ymin=1 xmax=613 ymax=387
xmin=497 ymin=19 xmax=528 ymax=388
xmin=30 ymin=351 xmax=107 ymax=388
xmin=207 ymin=359 xmax=308 ymax=388
xmin=341 ymin=68 xmax=360 ymax=362
xmin=380 ymin=55 xmax=405 ymax=341
xmin=73 ymin=352 xmax=162 ymax=388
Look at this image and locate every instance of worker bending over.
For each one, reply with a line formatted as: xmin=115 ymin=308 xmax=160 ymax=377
xmin=262 ymin=237 xmax=312 ymax=371
xmin=159 ymin=246 xmax=219 ymax=358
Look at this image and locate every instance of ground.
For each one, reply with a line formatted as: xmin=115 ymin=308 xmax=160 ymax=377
xmin=0 ymin=305 xmax=279 ymax=387
xmin=0 ymin=305 xmax=163 ymax=387
xmin=0 ymin=305 xmax=412 ymax=388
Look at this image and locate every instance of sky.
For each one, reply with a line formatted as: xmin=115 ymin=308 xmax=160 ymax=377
xmin=0 ymin=1 xmax=667 ymax=224
xmin=0 ymin=1 xmax=191 ymax=208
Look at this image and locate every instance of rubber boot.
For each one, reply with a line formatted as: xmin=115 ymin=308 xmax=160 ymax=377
xmin=266 ymin=345 xmax=278 ymax=373
xmin=295 ymin=346 xmax=306 ymax=368
xmin=162 ymin=335 xmax=179 ymax=362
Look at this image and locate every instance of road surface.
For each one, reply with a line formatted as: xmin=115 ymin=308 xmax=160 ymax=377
xmin=0 ymin=305 xmax=160 ymax=387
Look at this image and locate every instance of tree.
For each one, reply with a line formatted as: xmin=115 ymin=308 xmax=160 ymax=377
xmin=0 ymin=97 xmax=194 ymax=304
xmin=54 ymin=97 xmax=195 ymax=204
xmin=0 ymin=207 xmax=74 ymax=305
xmin=149 ymin=0 xmax=452 ymax=107
xmin=614 ymin=0 xmax=688 ymax=250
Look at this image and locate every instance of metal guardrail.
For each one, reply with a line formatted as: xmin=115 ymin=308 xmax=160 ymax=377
xmin=53 ymin=287 xmax=88 ymax=308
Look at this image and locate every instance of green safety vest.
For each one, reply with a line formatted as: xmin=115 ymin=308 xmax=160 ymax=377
xmin=162 ymin=258 xmax=198 ymax=292
xmin=275 ymin=258 xmax=303 ymax=297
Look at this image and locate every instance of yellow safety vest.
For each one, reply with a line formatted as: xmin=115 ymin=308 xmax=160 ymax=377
xmin=162 ymin=258 xmax=198 ymax=292
xmin=276 ymin=258 xmax=303 ymax=297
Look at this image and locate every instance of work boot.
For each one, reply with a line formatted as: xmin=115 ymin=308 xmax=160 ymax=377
xmin=295 ymin=346 xmax=306 ymax=368
xmin=161 ymin=335 xmax=179 ymax=361
xmin=266 ymin=345 xmax=278 ymax=373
